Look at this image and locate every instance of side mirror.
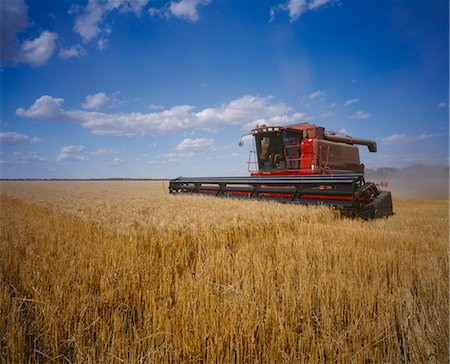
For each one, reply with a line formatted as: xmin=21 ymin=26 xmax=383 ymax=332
xmin=238 ymin=133 xmax=251 ymax=147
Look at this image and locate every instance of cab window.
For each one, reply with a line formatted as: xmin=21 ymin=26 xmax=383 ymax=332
xmin=255 ymin=133 xmax=285 ymax=171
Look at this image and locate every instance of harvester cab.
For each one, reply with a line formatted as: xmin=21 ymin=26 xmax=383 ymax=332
xmin=249 ymin=122 xmax=376 ymax=176
xmin=169 ymin=122 xmax=393 ymax=220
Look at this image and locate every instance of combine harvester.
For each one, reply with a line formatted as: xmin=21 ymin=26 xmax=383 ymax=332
xmin=169 ymin=122 xmax=393 ymax=219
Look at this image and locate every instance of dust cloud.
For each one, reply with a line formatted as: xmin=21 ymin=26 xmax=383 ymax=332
xmin=366 ymin=165 xmax=449 ymax=199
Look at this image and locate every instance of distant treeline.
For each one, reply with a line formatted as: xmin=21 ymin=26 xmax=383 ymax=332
xmin=2 ymin=165 xmax=448 ymax=181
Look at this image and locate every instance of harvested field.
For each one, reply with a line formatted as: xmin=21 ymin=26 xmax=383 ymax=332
xmin=0 ymin=181 xmax=448 ymax=362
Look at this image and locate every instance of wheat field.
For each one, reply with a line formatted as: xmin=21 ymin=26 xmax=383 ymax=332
xmin=0 ymin=181 xmax=448 ymax=363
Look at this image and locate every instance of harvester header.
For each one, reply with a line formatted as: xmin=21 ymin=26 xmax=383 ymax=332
xmin=169 ymin=122 xmax=393 ymax=219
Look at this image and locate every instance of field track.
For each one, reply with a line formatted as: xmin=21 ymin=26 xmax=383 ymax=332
xmin=1 ymin=181 xmax=448 ymax=362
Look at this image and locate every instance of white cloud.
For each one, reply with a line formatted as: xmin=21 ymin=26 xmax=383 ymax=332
xmin=344 ymin=98 xmax=359 ymax=106
xmin=291 ymin=112 xmax=308 ymax=120
xmin=97 ymin=38 xmax=109 ymax=50
xmin=57 ymin=145 xmax=88 ymax=161
xmin=81 ymin=92 xmax=110 ymax=110
xmin=157 ymin=152 xmax=191 ymax=163
xmin=382 ymin=133 xmax=441 ymax=145
xmin=59 ymin=44 xmax=87 ymax=59
xmin=308 ymin=0 xmax=332 ymax=10
xmin=329 ymin=102 xmax=336 ymax=108
xmin=16 ymin=95 xmax=307 ymax=137
xmin=284 ymin=0 xmax=307 ymax=21
xmin=1 ymin=0 xmax=29 ymax=65
xmin=1 ymin=1 xmax=57 ymax=67
xmin=338 ymin=128 xmax=349 ymax=135
xmin=0 ymin=131 xmax=42 ymax=145
xmin=90 ymin=148 xmax=119 ymax=156
xmin=275 ymin=0 xmax=336 ymax=22
xmin=148 ymin=103 xmax=165 ymax=110
xmin=438 ymin=102 xmax=447 ymax=108
xmin=196 ymin=95 xmax=290 ymax=124
xmin=21 ymin=31 xmax=58 ymax=66
xmin=168 ymin=0 xmax=210 ymax=21
xmin=16 ymin=95 xmax=66 ymax=120
xmin=308 ymin=90 xmax=327 ymax=99
xmin=177 ymin=138 xmax=214 ymax=152
xmin=243 ymin=111 xmax=311 ymax=131
xmin=74 ymin=0 xmax=150 ymax=43
xmin=0 ymin=151 xmax=47 ymax=165
xmin=349 ymin=110 xmax=371 ymax=119
xmin=74 ymin=2 xmax=111 ymax=42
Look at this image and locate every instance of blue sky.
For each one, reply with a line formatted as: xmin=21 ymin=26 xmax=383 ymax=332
xmin=1 ymin=0 xmax=448 ymax=178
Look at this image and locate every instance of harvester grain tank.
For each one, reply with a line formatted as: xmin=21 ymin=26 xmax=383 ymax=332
xmin=169 ymin=122 xmax=393 ymax=219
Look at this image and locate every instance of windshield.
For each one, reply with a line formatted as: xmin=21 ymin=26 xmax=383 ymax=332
xmin=255 ymin=132 xmax=285 ymax=171
xmin=255 ymin=130 xmax=302 ymax=172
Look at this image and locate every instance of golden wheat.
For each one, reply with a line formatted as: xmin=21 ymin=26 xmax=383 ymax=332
xmin=0 ymin=181 xmax=448 ymax=362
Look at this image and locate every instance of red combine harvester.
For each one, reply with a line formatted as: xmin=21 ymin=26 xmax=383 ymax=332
xmin=169 ymin=122 xmax=393 ymax=219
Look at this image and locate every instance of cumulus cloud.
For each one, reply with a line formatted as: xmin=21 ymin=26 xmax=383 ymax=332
xmin=0 ymin=151 xmax=47 ymax=165
xmin=81 ymin=92 xmax=110 ymax=109
xmin=349 ymin=110 xmax=371 ymax=120
xmin=21 ymin=31 xmax=58 ymax=66
xmin=272 ymin=0 xmax=336 ymax=22
xmin=74 ymin=5 xmax=108 ymax=42
xmin=177 ymin=138 xmax=214 ymax=152
xmin=57 ymin=145 xmax=88 ymax=161
xmin=71 ymin=0 xmax=210 ymax=50
xmin=344 ymin=98 xmax=359 ymax=106
xmin=196 ymin=96 xmax=290 ymax=124
xmin=16 ymin=95 xmax=66 ymax=120
xmin=59 ymin=44 xmax=87 ymax=59
xmin=0 ymin=131 xmax=42 ymax=145
xmin=1 ymin=0 xmax=29 ymax=65
xmin=168 ymin=0 xmax=210 ymax=21
xmin=1 ymin=0 xmax=58 ymax=67
xmin=90 ymin=147 xmax=120 ymax=156
xmin=1 ymin=0 xmax=60 ymax=66
xmin=382 ymin=133 xmax=441 ymax=145
xmin=74 ymin=0 xmax=150 ymax=43
xmin=438 ymin=102 xmax=447 ymax=108
xmin=16 ymin=95 xmax=306 ymax=137
xmin=149 ymin=0 xmax=210 ymax=21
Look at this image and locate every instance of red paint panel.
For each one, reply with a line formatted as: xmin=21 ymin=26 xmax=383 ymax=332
xmin=300 ymin=138 xmax=315 ymax=174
